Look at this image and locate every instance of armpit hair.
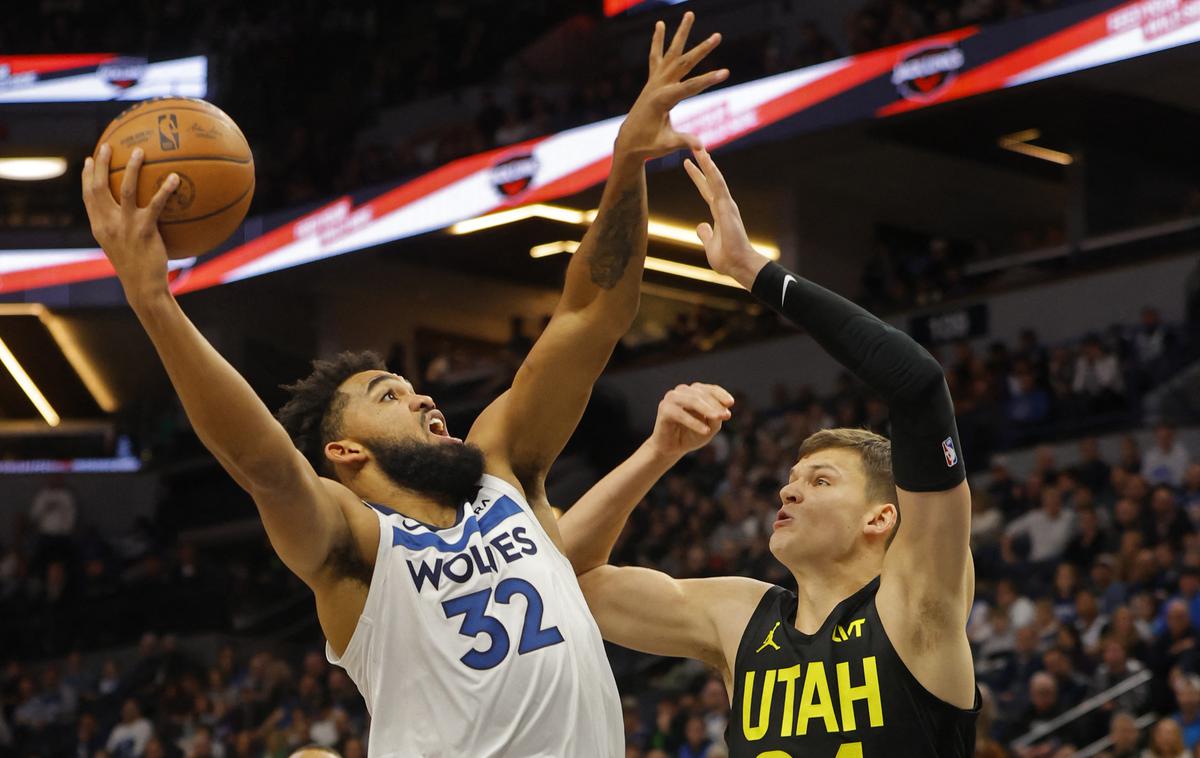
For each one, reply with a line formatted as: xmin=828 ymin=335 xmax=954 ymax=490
xmin=321 ymin=530 xmax=374 ymax=587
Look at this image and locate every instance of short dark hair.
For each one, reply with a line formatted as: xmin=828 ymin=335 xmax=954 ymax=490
xmin=277 ymin=351 xmax=386 ymax=476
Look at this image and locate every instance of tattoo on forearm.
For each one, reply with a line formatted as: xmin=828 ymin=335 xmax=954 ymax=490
xmin=587 ymin=187 xmax=643 ymax=289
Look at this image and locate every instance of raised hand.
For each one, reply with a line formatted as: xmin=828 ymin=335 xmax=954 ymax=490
xmin=81 ymin=143 xmax=180 ymax=304
xmin=683 ymin=147 xmax=769 ymax=289
xmin=646 ymin=382 xmax=734 ymax=459
xmin=615 ymin=11 xmax=728 ymax=162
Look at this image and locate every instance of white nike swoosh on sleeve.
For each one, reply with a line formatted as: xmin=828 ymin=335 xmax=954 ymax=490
xmin=782 ymin=274 xmax=797 ymax=306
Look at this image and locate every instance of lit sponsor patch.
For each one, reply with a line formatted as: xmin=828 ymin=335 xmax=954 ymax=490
xmin=942 ymin=437 xmax=959 ymax=467
xmin=99 ymin=56 xmax=147 ymax=90
xmin=490 ymin=154 xmax=539 ymax=198
xmin=892 ymin=42 xmax=965 ymax=102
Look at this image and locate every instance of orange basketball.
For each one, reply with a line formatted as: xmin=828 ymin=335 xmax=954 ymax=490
xmin=95 ymin=97 xmax=255 ymax=259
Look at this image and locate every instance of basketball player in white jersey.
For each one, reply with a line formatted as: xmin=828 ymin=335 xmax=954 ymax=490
xmin=81 ymin=14 xmax=729 ymax=756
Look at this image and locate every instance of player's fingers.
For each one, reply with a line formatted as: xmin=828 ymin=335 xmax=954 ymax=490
xmin=693 ymin=383 xmax=735 ymax=412
xmin=682 ymin=393 xmax=727 ymax=422
xmin=675 ymin=33 xmax=721 ymax=77
xmin=146 ymin=173 xmax=180 ymax=220
xmin=665 ymin=69 xmax=728 ymax=103
xmin=119 ymin=147 xmax=143 ymax=214
xmin=695 ymin=148 xmax=730 ymax=195
xmin=683 ymin=159 xmax=713 ymax=204
xmin=669 ymin=405 xmax=711 ymax=436
xmin=666 ymin=11 xmax=694 ymax=59
xmin=700 ymin=383 xmax=736 ymax=407
xmin=81 ymin=158 xmax=94 ymax=207
xmin=696 ymin=222 xmax=714 ymax=246
xmin=650 ymin=21 xmax=665 ymax=67
xmin=682 ymin=405 xmax=720 ymax=434
xmin=94 ymin=143 xmax=112 ymax=194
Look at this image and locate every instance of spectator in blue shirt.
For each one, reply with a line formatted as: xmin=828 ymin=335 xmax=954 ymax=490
xmin=1172 ymin=674 xmax=1200 ymax=750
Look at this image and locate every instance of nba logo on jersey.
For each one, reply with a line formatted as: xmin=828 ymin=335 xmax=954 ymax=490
xmin=942 ymin=437 xmax=958 ymax=467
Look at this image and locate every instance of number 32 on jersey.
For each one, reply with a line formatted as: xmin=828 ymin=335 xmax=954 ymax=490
xmin=442 ymin=577 xmax=564 ymax=670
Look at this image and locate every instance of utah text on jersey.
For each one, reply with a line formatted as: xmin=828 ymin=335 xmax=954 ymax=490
xmin=741 ymin=655 xmax=884 ymax=743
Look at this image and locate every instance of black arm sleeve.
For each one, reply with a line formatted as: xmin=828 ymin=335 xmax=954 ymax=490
xmin=750 ymin=260 xmax=966 ymax=492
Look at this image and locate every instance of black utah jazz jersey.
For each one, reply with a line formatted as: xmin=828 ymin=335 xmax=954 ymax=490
xmin=726 ymin=578 xmax=978 ymax=758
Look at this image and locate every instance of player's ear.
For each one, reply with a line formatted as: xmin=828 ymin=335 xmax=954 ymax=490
xmin=864 ymin=502 xmax=898 ymax=539
xmin=326 ymin=439 xmax=369 ymax=467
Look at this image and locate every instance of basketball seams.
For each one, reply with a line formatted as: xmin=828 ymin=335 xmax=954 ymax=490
xmin=159 ymin=180 xmax=254 ymax=226
xmin=108 ymin=155 xmax=255 ymax=175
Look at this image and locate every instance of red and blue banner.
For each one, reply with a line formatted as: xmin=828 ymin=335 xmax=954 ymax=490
xmin=0 ymin=55 xmax=206 ymax=103
xmin=1 ymin=0 xmax=1196 ymax=296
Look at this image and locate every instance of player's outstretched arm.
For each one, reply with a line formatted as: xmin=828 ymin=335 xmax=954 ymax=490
xmin=467 ymin=13 xmax=728 ymax=535
xmin=559 ymin=382 xmax=732 ymax=574
xmin=684 ymin=148 xmax=975 ymax=707
xmin=82 ymin=145 xmax=356 ymax=589
xmin=579 ymin=565 xmax=769 ymax=683
xmin=571 ymin=382 xmax=761 ymax=688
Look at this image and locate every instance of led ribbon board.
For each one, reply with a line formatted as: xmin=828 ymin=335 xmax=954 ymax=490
xmin=0 ymin=55 xmax=206 ymax=103
xmin=604 ymin=0 xmax=691 ymax=18
xmin=2 ymin=0 xmax=1197 ymax=294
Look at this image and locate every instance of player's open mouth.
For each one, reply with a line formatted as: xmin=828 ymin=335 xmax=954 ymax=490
xmin=425 ymin=410 xmax=463 ymax=444
xmin=773 ymin=509 xmax=793 ymax=529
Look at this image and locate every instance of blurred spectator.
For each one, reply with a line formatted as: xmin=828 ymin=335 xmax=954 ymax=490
xmin=1143 ymin=716 xmax=1188 ymax=757
xmin=1144 ymin=424 xmax=1191 ymax=489
xmin=1149 ymin=600 xmax=1200 ymax=684
xmin=1090 ymin=636 xmax=1151 ymax=716
xmin=1076 ymin=589 xmax=1109 ymax=654
xmin=972 ymin=488 xmax=1005 ymax=549
xmin=1133 ymin=307 xmax=1177 ymax=388
xmin=1074 ymin=336 xmax=1126 ymax=413
xmin=107 ymin=699 xmax=154 ymax=758
xmin=1007 ymin=363 xmax=1052 ymax=433
xmin=1172 ymin=674 xmax=1200 ymax=750
xmin=1149 ymin=486 xmax=1194 ymax=553
xmin=1183 ymin=465 xmax=1200 ymax=527
xmin=678 ymin=715 xmax=712 ymax=758
xmin=1159 ymin=568 xmax=1200 ymax=633
xmin=1075 ymin=437 xmax=1113 ymax=495
xmin=1105 ymin=710 xmax=1143 ymax=758
xmin=1006 ymin=671 xmax=1069 ymax=744
xmin=29 ymin=474 xmax=78 ymax=569
xmin=1065 ymin=506 xmax=1111 ymax=569
xmin=1042 ymin=647 xmax=1088 ymax=706
xmin=1120 ymin=435 xmax=1144 ymax=475
xmin=1004 ymin=487 xmax=1076 ymax=566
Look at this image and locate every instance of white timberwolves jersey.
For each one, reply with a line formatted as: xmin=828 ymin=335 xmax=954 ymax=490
xmin=326 ymin=473 xmax=623 ymax=757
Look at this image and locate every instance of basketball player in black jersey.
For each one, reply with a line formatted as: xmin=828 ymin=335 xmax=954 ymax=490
xmin=564 ymin=148 xmax=978 ymax=756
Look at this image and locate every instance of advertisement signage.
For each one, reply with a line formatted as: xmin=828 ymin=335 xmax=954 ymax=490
xmin=0 ymin=55 xmax=206 ymax=103
xmin=2 ymin=0 xmax=1196 ymax=295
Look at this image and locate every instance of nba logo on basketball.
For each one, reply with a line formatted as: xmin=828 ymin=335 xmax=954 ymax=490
xmin=942 ymin=437 xmax=958 ymax=467
xmin=892 ymin=43 xmax=964 ymax=102
xmin=490 ymin=154 xmax=539 ymax=198
xmin=158 ymin=114 xmax=181 ymax=151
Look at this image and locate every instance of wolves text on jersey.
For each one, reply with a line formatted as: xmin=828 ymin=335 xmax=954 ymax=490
xmin=405 ymin=525 xmax=539 ymax=592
